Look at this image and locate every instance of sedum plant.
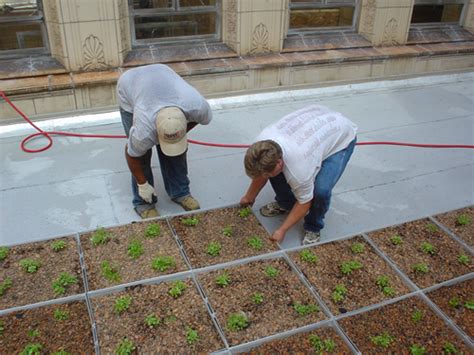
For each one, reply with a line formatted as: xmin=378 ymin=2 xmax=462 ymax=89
xmin=227 ymin=312 xmax=249 ymax=331
xmin=370 ymin=332 xmax=394 ymax=348
xmin=90 ymin=227 xmax=110 ymax=246
xmin=412 ymin=263 xmax=429 ymax=274
xmin=222 ymin=226 xmax=233 ymax=237
xmin=420 ymin=242 xmax=436 ymax=255
xmin=127 ymin=239 xmax=144 ymax=260
xmin=101 ymin=260 xmax=121 ymax=282
xmin=448 ymin=297 xmax=461 ymax=308
xmin=169 ymin=280 xmax=187 ymax=298
xmin=332 ymin=284 xmax=347 ymax=303
xmin=181 ymin=217 xmax=199 ymax=226
xmin=264 ymin=266 xmax=279 ymax=278
xmin=339 ymin=260 xmax=363 ymax=275
xmin=309 ymin=335 xmax=335 ymax=353
xmin=151 ymin=256 xmax=175 ymax=272
xmin=442 ymin=342 xmax=458 ymax=354
xmin=425 ymin=223 xmax=439 ymax=233
xmin=457 ymin=254 xmax=470 ymax=265
xmin=300 ymin=249 xmax=318 ymax=263
xmin=51 ymin=240 xmax=67 ymax=252
xmin=207 ymin=241 xmax=221 ymax=256
xmin=20 ymin=343 xmax=43 ymax=355
xmin=350 ymin=242 xmax=365 ymax=254
xmin=411 ymin=309 xmax=423 ymax=323
xmin=238 ymin=207 xmax=252 ymax=218
xmin=247 ymin=236 xmax=263 ymax=250
xmin=186 ymin=327 xmax=199 ymax=345
xmin=53 ymin=308 xmax=70 ymax=321
xmin=455 ymin=214 xmax=470 ymax=226
xmin=144 ymin=314 xmax=160 ymax=328
xmin=293 ymin=303 xmax=319 ymax=316
xmin=215 ymin=272 xmax=231 ymax=287
xmin=376 ymin=275 xmax=395 ymax=297
xmin=0 ymin=277 xmax=12 ymax=296
xmin=390 ymin=235 xmax=403 ymax=245
xmin=410 ymin=344 xmax=426 ymax=355
xmin=20 ymin=259 xmax=41 ymax=273
xmin=145 ymin=223 xmax=161 ymax=238
xmin=0 ymin=246 xmax=9 ymax=261
xmin=116 ymin=338 xmax=135 ymax=355
xmin=251 ymin=293 xmax=264 ymax=305
xmin=465 ymin=300 xmax=474 ymax=310
xmin=114 ymin=295 xmax=132 ymax=314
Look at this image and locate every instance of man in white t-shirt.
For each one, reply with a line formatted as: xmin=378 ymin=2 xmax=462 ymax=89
xmin=117 ymin=64 xmax=212 ymax=219
xmin=240 ymin=105 xmax=357 ymax=245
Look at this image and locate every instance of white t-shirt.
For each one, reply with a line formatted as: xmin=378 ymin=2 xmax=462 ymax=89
xmin=117 ymin=64 xmax=212 ymax=157
xmin=256 ymin=105 xmax=357 ymax=204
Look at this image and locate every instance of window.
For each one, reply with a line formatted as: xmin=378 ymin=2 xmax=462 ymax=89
xmin=411 ymin=0 xmax=466 ymax=25
xmin=288 ymin=0 xmax=358 ymax=34
xmin=130 ymin=0 xmax=221 ymax=45
xmin=0 ymin=0 xmax=47 ymax=55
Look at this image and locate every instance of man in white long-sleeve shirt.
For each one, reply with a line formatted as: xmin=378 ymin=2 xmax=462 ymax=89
xmin=117 ymin=64 xmax=212 ymax=219
xmin=240 ymin=105 xmax=357 ymax=245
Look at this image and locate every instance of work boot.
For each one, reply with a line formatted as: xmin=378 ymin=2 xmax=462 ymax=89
xmin=259 ymin=202 xmax=288 ymax=217
xmin=303 ymin=230 xmax=321 ymax=245
xmin=174 ymin=195 xmax=200 ymax=211
xmin=134 ymin=206 xmax=159 ymax=219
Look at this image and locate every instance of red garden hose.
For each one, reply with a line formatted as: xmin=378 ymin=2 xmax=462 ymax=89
xmin=1 ymin=90 xmax=473 ymax=153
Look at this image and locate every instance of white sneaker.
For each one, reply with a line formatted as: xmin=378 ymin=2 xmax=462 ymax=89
xmin=303 ymin=231 xmax=321 ymax=245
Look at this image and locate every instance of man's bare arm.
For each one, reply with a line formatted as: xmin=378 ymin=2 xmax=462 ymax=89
xmin=125 ymin=145 xmax=146 ymax=184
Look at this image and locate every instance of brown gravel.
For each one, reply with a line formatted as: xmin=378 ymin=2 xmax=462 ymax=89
xmin=338 ymin=296 xmax=471 ymax=354
xmin=290 ymin=236 xmax=411 ymax=315
xmin=367 ymin=218 xmax=473 ymax=288
xmin=198 ymin=258 xmax=326 ymax=346
xmin=434 ymin=206 xmax=474 ymax=246
xmin=0 ymin=237 xmax=84 ymax=309
xmin=426 ymin=278 xmax=474 ymax=338
xmin=243 ymin=326 xmax=351 ymax=354
xmin=0 ymin=300 xmax=94 ymax=353
xmin=170 ymin=207 xmax=278 ymax=268
xmin=92 ymin=279 xmax=224 ymax=353
xmin=80 ymin=219 xmax=188 ymax=290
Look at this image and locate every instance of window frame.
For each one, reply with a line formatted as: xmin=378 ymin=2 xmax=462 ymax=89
xmin=287 ymin=0 xmax=361 ymax=35
xmin=411 ymin=0 xmax=468 ymax=27
xmin=129 ymin=0 xmax=222 ymax=47
xmin=0 ymin=0 xmax=49 ymax=58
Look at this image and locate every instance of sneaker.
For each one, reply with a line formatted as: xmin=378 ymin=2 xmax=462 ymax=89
xmin=134 ymin=206 xmax=159 ymax=219
xmin=303 ymin=230 xmax=321 ymax=245
xmin=260 ymin=202 xmax=288 ymax=217
xmin=174 ymin=195 xmax=200 ymax=211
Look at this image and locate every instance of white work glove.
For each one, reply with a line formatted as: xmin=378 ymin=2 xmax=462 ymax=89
xmin=137 ymin=182 xmax=156 ymax=204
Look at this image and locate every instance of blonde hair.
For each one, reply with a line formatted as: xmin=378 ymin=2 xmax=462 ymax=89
xmin=244 ymin=140 xmax=282 ymax=178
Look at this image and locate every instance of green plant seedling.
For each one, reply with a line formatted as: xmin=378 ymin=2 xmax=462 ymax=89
xmin=144 ymin=314 xmax=160 ymax=328
xmin=309 ymin=335 xmax=336 ymax=353
xmin=376 ymin=275 xmax=391 ymax=288
xmin=101 ymin=260 xmax=121 ymax=282
xmin=339 ymin=260 xmax=363 ymax=275
xmin=0 ymin=277 xmax=12 ymax=296
xmin=227 ymin=312 xmax=249 ymax=331
xmin=151 ymin=256 xmax=176 ymax=272
xmin=410 ymin=344 xmax=426 ymax=355
xmin=127 ymin=239 xmax=144 ymax=260
xmin=448 ymin=297 xmax=461 ymax=308
xmin=114 ymin=295 xmax=132 ymax=314
xmin=145 ymin=223 xmax=161 ymax=238
xmin=51 ymin=240 xmax=67 ymax=252
xmin=116 ymin=338 xmax=135 ymax=355
xmin=251 ymin=293 xmax=264 ymax=305
xmin=323 ymin=339 xmax=336 ymax=352
xmin=186 ymin=327 xmax=199 ymax=345
xmin=90 ymin=227 xmax=110 ymax=246
xmin=420 ymin=242 xmax=436 ymax=255
xmin=331 ymin=284 xmax=347 ymax=303
xmin=20 ymin=343 xmax=43 ymax=355
xmin=300 ymin=249 xmax=318 ymax=263
xmin=457 ymin=254 xmax=470 ymax=265
xmin=207 ymin=241 xmax=222 ymax=256
xmin=465 ymin=300 xmax=474 ymax=310
xmin=390 ymin=235 xmax=403 ymax=245
xmin=370 ymin=332 xmax=394 ymax=348
xmin=455 ymin=214 xmax=471 ymax=226
xmin=247 ymin=236 xmax=263 ymax=250
xmin=215 ymin=272 xmax=231 ymax=287
xmin=53 ymin=308 xmax=70 ymax=321
xmin=181 ymin=216 xmax=199 ymax=226
xmin=0 ymin=246 xmax=8 ymax=261
xmin=293 ymin=303 xmax=319 ymax=316
xmin=411 ymin=309 xmax=423 ymax=323
xmin=238 ymin=207 xmax=252 ymax=218
xmin=223 ymin=226 xmax=233 ymax=237
xmin=164 ymin=315 xmax=177 ymax=323
xmin=442 ymin=342 xmax=458 ymax=354
xmin=382 ymin=286 xmax=395 ymax=297
xmin=350 ymin=242 xmax=365 ymax=254
xmin=169 ymin=280 xmax=187 ymax=298
xmin=27 ymin=328 xmax=40 ymax=338
xmin=264 ymin=266 xmax=279 ymax=278
xmin=425 ymin=223 xmax=439 ymax=233
xmin=19 ymin=259 xmax=41 ymax=273
xmin=412 ymin=263 xmax=429 ymax=274
xmin=52 ymin=272 xmax=78 ymax=295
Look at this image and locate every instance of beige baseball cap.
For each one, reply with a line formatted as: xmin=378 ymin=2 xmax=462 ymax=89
xmin=155 ymin=106 xmax=188 ymax=156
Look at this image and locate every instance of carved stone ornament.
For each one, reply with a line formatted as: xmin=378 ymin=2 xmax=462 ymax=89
xmin=82 ymin=35 xmax=108 ymax=71
xmin=226 ymin=0 xmax=237 ymax=43
xmin=381 ymin=18 xmax=399 ymax=46
xmin=250 ymin=23 xmax=271 ymax=55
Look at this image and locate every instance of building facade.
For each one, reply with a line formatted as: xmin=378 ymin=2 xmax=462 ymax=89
xmin=1 ymin=0 xmax=473 ymax=123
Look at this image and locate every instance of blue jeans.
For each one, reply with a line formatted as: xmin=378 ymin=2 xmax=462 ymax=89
xmin=120 ymin=108 xmax=190 ymax=209
xmin=269 ymin=138 xmax=356 ymax=233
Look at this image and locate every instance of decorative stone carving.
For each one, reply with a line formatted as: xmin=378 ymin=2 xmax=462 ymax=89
xmin=250 ymin=23 xmax=271 ymax=55
xmin=82 ymin=35 xmax=108 ymax=71
xmin=226 ymin=0 xmax=238 ymax=43
xmin=381 ymin=18 xmax=399 ymax=46
xmin=361 ymin=0 xmax=376 ymax=35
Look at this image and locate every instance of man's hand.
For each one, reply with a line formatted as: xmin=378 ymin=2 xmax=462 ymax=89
xmin=270 ymin=228 xmax=286 ymax=243
xmin=138 ymin=182 xmax=156 ymax=204
xmin=240 ymin=195 xmax=255 ymax=207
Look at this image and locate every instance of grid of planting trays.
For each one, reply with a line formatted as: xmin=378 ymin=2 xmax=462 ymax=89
xmin=1 ymin=205 xmax=473 ymax=354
